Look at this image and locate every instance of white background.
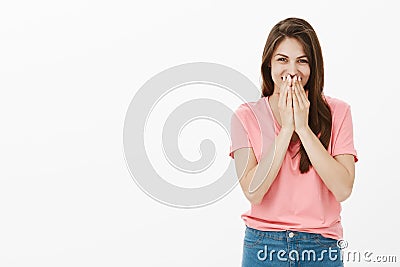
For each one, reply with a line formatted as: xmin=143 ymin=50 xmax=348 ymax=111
xmin=1 ymin=0 xmax=399 ymax=266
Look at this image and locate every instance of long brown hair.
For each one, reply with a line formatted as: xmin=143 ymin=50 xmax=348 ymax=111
xmin=261 ymin=17 xmax=332 ymax=173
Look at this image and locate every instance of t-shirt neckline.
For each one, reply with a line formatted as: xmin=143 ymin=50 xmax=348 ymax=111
xmin=264 ymin=95 xmax=281 ymax=131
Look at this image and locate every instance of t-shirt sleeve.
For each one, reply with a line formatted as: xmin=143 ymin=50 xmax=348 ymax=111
xmin=229 ymin=107 xmax=252 ymax=159
xmin=332 ymin=105 xmax=358 ymax=162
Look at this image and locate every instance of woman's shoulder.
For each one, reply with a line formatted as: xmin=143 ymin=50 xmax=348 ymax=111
xmin=234 ymin=97 xmax=266 ymax=117
xmin=323 ymin=95 xmax=351 ymax=114
xmin=323 ymin=95 xmax=353 ymax=129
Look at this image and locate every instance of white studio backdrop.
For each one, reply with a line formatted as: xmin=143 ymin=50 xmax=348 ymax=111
xmin=0 ymin=0 xmax=399 ymax=266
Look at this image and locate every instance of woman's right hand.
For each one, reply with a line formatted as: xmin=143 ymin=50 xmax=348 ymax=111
xmin=278 ymin=75 xmax=295 ymax=133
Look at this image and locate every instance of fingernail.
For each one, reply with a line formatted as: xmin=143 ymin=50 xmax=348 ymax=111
xmin=283 ymin=76 xmax=286 ymax=81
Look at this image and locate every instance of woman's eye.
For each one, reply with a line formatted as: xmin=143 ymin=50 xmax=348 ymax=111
xmin=298 ymin=59 xmax=308 ymax=63
xmin=277 ymin=58 xmax=287 ymax=62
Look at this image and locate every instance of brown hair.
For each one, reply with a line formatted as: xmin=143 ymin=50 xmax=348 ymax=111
xmin=261 ymin=17 xmax=332 ymax=173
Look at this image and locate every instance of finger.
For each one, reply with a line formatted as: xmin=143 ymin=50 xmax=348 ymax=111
xmin=286 ymin=75 xmax=293 ymax=107
xmin=278 ymin=75 xmax=288 ymax=106
xmin=279 ymin=75 xmax=290 ymax=107
xmin=297 ymin=76 xmax=305 ymax=90
xmin=297 ymin=78 xmax=308 ymax=107
xmin=292 ymin=85 xmax=299 ymax=111
xmin=286 ymin=83 xmax=293 ymax=108
xmin=293 ymin=77 xmax=304 ymax=110
xmin=297 ymin=77 xmax=309 ymax=104
xmin=292 ymin=89 xmax=299 ymax=112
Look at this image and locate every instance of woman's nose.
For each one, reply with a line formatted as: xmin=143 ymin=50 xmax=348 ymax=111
xmin=286 ymin=63 xmax=298 ymax=77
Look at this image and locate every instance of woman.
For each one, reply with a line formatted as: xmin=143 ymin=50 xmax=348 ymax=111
xmin=229 ymin=17 xmax=358 ymax=266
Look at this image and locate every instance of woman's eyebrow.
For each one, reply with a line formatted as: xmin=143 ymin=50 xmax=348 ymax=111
xmin=274 ymin=53 xmax=307 ymax=58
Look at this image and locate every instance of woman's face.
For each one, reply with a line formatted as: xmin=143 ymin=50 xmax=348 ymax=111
xmin=270 ymin=37 xmax=311 ymax=95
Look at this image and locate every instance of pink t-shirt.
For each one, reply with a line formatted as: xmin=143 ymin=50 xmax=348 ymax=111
xmin=229 ymin=95 xmax=358 ymax=240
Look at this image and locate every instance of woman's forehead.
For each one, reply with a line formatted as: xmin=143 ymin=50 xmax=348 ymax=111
xmin=274 ymin=38 xmax=306 ymax=57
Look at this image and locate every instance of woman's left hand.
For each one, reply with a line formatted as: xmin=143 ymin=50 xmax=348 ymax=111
xmin=292 ymin=76 xmax=310 ymax=133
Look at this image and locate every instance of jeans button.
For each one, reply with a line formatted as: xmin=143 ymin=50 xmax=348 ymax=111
xmin=288 ymin=232 xmax=294 ymax=238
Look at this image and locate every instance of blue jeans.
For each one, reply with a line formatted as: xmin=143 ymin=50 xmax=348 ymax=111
xmin=242 ymin=226 xmax=344 ymax=267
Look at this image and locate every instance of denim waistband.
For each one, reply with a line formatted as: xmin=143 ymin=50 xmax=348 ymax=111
xmin=245 ymin=225 xmax=336 ymax=241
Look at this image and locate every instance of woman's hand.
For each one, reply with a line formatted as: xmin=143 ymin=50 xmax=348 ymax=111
xmin=278 ymin=75 xmax=295 ymax=133
xmin=292 ymin=76 xmax=310 ymax=133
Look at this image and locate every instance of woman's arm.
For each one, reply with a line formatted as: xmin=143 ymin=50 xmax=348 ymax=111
xmin=234 ymin=76 xmax=295 ymax=205
xmin=234 ymin=127 xmax=293 ymax=205
xmin=296 ymin=127 xmax=355 ymax=202
xmin=292 ymin=77 xmax=355 ymax=202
